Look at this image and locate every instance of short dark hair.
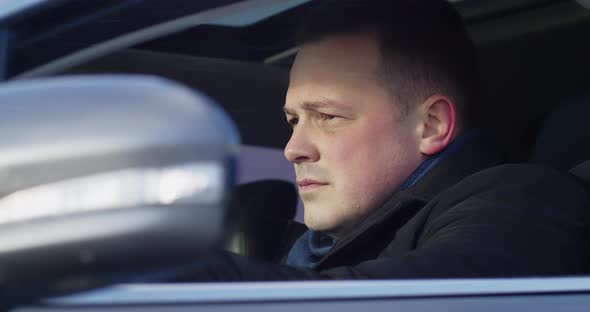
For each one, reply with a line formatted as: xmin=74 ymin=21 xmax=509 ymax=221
xmin=296 ymin=0 xmax=479 ymax=126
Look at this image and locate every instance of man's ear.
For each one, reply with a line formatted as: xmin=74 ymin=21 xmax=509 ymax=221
xmin=418 ymin=94 xmax=457 ymax=156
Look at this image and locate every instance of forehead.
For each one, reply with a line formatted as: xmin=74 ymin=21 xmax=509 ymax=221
xmin=287 ymin=32 xmax=386 ymax=104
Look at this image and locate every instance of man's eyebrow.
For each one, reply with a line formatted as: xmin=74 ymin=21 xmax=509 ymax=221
xmin=284 ymin=100 xmax=350 ymax=114
xmin=283 ymin=106 xmax=295 ymax=115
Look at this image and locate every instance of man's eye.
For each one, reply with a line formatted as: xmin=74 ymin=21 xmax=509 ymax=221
xmin=287 ymin=117 xmax=299 ymax=127
xmin=318 ymin=113 xmax=337 ymax=121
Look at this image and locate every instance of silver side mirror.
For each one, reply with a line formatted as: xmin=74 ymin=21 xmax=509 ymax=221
xmin=0 ymin=75 xmax=238 ymax=304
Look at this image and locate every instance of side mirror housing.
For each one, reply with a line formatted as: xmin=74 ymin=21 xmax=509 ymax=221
xmin=0 ymin=75 xmax=239 ymax=303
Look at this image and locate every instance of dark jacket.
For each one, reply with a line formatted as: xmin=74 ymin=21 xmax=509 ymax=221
xmin=171 ymin=138 xmax=590 ymax=281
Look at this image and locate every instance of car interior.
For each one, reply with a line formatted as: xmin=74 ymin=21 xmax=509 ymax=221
xmin=0 ymin=0 xmax=590 ymax=309
xmin=4 ymin=0 xmax=590 ymax=283
xmin=35 ymin=0 xmax=589 ymax=262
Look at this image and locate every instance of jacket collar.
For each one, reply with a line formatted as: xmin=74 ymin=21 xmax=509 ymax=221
xmin=404 ymin=133 xmax=504 ymax=202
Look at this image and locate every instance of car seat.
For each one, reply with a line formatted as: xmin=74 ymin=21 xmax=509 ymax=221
xmin=225 ymin=180 xmax=302 ymax=262
xmin=531 ymin=94 xmax=590 ymax=171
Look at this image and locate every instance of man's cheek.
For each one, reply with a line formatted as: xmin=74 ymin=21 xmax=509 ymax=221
xmin=330 ymin=134 xmax=366 ymax=163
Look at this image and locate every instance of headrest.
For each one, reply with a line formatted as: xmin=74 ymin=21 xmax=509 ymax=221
xmin=225 ymin=180 xmax=298 ymax=261
xmin=235 ymin=180 xmax=298 ymax=222
xmin=531 ymin=94 xmax=590 ymax=171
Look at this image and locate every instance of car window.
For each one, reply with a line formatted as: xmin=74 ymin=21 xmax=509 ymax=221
xmin=7 ymin=1 xmax=590 ymax=308
xmin=0 ymin=0 xmax=590 ymax=311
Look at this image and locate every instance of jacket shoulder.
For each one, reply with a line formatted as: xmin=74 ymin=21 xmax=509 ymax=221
xmin=423 ymin=163 xmax=590 ymax=240
xmin=438 ymin=163 xmax=589 ymax=205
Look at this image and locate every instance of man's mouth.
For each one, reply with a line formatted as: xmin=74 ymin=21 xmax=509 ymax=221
xmin=297 ymin=179 xmax=329 ymax=192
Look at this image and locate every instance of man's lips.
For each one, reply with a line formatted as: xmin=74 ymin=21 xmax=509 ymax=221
xmin=297 ymin=179 xmax=329 ymax=191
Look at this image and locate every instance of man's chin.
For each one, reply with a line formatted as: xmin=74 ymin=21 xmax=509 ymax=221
xmin=304 ymin=215 xmax=344 ymax=237
xmin=299 ymin=187 xmax=326 ymax=202
xmin=304 ymin=215 xmax=332 ymax=232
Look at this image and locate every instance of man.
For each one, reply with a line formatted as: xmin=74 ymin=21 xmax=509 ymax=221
xmin=174 ymin=0 xmax=590 ymax=281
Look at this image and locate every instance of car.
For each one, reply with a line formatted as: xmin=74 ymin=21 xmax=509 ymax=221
xmin=1 ymin=0 xmax=590 ymax=310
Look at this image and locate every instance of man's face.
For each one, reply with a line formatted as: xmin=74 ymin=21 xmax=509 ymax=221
xmin=284 ymin=32 xmax=425 ymax=238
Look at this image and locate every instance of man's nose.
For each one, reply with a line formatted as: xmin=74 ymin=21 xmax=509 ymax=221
xmin=284 ymin=126 xmax=320 ymax=164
